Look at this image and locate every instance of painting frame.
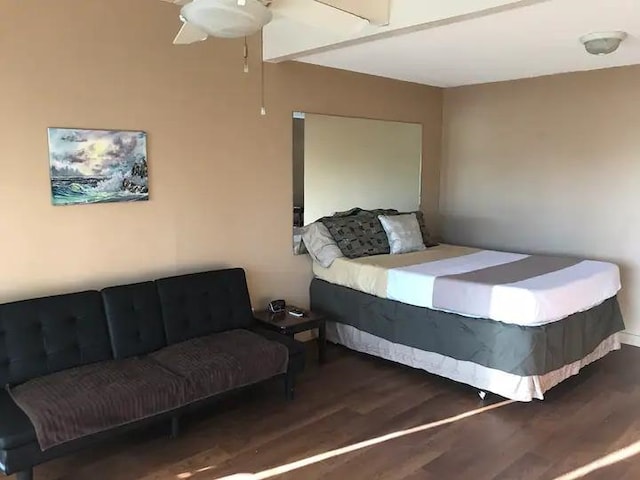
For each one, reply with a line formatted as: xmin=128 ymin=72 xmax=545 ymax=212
xmin=47 ymin=127 xmax=149 ymax=206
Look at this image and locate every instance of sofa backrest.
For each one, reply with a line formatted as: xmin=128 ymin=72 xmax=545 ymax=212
xmin=0 ymin=291 xmax=113 ymax=386
xmin=155 ymin=269 xmax=254 ymax=344
xmin=102 ymin=281 xmax=167 ymax=359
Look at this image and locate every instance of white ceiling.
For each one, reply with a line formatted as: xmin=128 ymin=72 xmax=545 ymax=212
xmin=271 ymin=0 xmax=640 ymax=87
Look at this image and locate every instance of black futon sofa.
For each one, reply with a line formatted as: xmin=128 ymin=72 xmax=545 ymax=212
xmin=0 ymin=268 xmax=305 ymax=480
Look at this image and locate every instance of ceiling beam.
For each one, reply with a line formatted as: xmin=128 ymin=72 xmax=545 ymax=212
xmin=263 ymin=0 xmax=554 ymax=62
xmin=315 ymin=0 xmax=390 ymax=26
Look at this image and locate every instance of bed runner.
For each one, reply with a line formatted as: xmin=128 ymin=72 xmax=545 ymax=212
xmin=432 ymin=254 xmax=581 ymax=321
xmin=387 ymin=248 xmax=621 ymax=326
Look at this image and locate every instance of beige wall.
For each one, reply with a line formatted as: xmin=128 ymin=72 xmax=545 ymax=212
xmin=303 ymin=114 xmax=422 ymax=224
xmin=0 ymin=0 xmax=442 ymax=309
xmin=441 ymin=65 xmax=640 ymax=339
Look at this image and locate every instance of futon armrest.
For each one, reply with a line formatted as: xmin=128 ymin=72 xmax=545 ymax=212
xmin=0 ymin=391 xmax=37 ymax=450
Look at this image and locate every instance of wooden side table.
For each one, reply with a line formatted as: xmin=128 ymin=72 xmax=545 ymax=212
xmin=253 ymin=307 xmax=327 ymax=364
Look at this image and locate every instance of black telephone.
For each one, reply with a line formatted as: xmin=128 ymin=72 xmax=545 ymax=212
xmin=268 ymin=299 xmax=286 ymax=313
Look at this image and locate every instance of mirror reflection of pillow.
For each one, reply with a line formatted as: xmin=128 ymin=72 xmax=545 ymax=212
xmin=301 ymin=222 xmax=344 ymax=268
xmin=378 ymin=214 xmax=427 ymax=254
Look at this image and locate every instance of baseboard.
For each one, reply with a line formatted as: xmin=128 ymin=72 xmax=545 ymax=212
xmin=620 ymin=332 xmax=640 ymax=348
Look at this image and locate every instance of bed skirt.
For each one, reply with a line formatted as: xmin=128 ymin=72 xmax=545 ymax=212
xmin=311 ymin=278 xmax=624 ymax=400
xmin=327 ymin=321 xmax=621 ymax=401
xmin=311 ymin=279 xmax=624 ymax=377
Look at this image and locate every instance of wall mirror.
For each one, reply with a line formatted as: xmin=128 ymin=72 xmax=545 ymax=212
xmin=292 ymin=112 xmax=423 ymax=254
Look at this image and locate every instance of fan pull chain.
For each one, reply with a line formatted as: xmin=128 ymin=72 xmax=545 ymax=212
xmin=260 ymin=29 xmax=266 ymax=116
xmin=243 ymin=36 xmax=249 ymax=73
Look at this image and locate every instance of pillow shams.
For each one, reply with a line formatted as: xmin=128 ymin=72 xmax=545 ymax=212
xmin=378 ymin=214 xmax=426 ymax=254
xmin=320 ymin=211 xmax=391 ymax=258
xmin=301 ymin=222 xmax=344 ymax=268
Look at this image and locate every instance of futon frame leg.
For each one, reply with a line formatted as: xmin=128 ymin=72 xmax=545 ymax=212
xmin=170 ymin=416 xmax=180 ymax=439
xmin=17 ymin=468 xmax=33 ymax=480
xmin=284 ymin=372 xmax=296 ymax=401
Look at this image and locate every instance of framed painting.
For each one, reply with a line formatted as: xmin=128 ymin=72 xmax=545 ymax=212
xmin=48 ymin=128 xmax=149 ymax=206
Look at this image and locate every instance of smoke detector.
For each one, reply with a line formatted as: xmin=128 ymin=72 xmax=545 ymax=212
xmin=579 ymin=31 xmax=628 ymax=55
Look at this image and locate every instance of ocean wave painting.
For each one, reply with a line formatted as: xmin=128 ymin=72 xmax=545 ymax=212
xmin=48 ymin=128 xmax=148 ymax=206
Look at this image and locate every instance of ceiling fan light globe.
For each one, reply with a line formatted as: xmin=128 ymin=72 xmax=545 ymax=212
xmin=181 ymin=0 xmax=272 ymax=38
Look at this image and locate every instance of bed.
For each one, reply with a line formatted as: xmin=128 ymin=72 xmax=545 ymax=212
xmin=310 ymin=244 xmax=624 ymax=401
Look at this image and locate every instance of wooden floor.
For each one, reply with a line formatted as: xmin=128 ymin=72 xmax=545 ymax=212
xmin=17 ymin=344 xmax=640 ymax=480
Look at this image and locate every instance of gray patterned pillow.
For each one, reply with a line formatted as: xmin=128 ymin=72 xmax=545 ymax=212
xmin=321 ymin=210 xmax=393 ymax=258
xmin=411 ymin=211 xmax=439 ymax=247
xmin=332 ymin=207 xmax=364 ymax=217
xmin=332 ymin=207 xmax=398 ymax=217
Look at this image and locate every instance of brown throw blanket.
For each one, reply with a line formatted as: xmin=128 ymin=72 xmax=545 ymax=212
xmin=9 ymin=330 xmax=288 ymax=451
xmin=8 ymin=357 xmax=186 ymax=451
xmin=150 ymin=329 xmax=289 ymax=404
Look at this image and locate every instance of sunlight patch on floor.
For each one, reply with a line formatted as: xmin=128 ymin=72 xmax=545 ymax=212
xmin=187 ymin=399 xmax=516 ymax=480
xmin=177 ymin=465 xmax=216 ymax=479
xmin=553 ymin=439 xmax=640 ymax=480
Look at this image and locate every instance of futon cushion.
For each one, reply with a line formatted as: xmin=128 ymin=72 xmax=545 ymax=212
xmin=9 ymin=358 xmax=186 ymax=451
xmin=102 ymin=282 xmax=166 ymax=359
xmin=0 ymin=390 xmax=36 ymax=449
xmin=155 ymin=269 xmax=254 ymax=344
xmin=0 ymin=291 xmax=112 ymax=386
xmin=150 ymin=329 xmax=288 ymax=403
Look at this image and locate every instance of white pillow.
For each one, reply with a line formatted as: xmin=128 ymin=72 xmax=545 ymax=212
xmin=378 ymin=214 xmax=426 ymax=254
xmin=301 ymin=222 xmax=344 ymax=268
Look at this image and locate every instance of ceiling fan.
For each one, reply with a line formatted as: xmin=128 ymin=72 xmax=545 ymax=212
xmin=159 ymin=0 xmax=389 ymax=45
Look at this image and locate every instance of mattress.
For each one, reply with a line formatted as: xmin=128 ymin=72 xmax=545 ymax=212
xmin=313 ymin=244 xmax=621 ymax=326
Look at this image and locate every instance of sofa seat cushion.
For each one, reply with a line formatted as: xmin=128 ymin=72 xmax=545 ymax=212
xmin=0 ymin=390 xmax=36 ymax=449
xmin=9 ymin=358 xmax=186 ymax=451
xmin=150 ymin=329 xmax=288 ymax=403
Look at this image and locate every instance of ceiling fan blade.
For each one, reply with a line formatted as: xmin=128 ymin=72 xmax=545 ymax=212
xmin=173 ymin=21 xmax=208 ymax=44
xmin=270 ymin=0 xmax=369 ymax=34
